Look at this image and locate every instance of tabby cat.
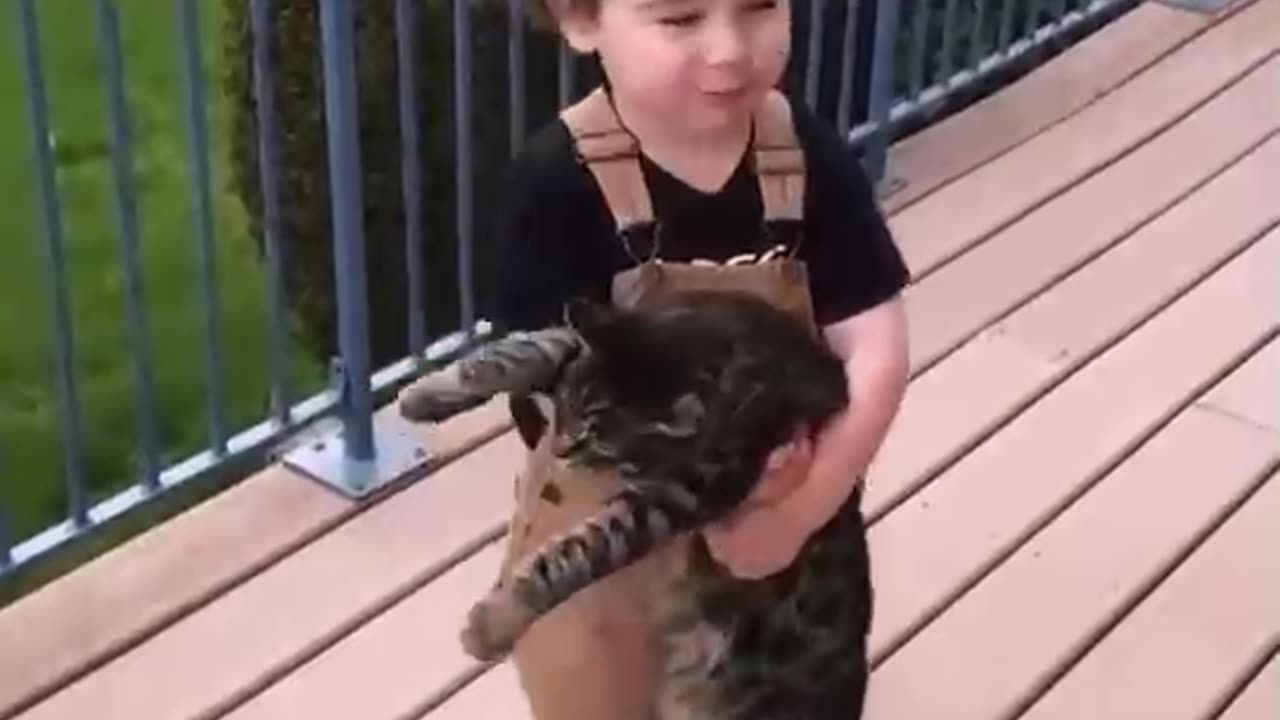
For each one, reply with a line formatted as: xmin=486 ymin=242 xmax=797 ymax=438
xmin=398 ymin=289 xmax=874 ymax=718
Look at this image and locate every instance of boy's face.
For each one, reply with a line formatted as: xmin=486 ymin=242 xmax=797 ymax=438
xmin=562 ymin=0 xmax=791 ymax=136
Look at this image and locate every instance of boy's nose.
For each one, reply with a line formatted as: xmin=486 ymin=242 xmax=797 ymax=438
xmin=703 ymin=22 xmax=749 ymax=68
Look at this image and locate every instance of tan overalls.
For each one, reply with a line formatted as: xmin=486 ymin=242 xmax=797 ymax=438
xmin=501 ymin=85 xmax=820 ymax=719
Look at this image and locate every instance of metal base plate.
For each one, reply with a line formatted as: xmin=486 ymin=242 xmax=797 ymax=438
xmin=283 ymin=411 xmax=429 ymax=499
xmin=877 ymin=173 xmax=908 ymax=200
xmin=1152 ymin=0 xmax=1236 ymax=14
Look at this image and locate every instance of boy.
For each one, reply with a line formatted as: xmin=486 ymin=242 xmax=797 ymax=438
xmin=487 ymin=0 xmax=911 ymax=715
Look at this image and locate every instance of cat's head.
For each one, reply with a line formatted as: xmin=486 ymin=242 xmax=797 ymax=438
xmin=548 ymin=297 xmax=712 ymax=468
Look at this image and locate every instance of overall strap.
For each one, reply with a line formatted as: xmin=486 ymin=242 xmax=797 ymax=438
xmin=560 ymin=87 xmax=654 ymax=232
xmin=560 ymin=87 xmax=808 ymax=231
xmin=751 ymin=90 xmax=806 ymax=222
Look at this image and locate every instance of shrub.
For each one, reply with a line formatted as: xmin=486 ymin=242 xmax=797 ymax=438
xmin=219 ymin=0 xmax=566 ymax=369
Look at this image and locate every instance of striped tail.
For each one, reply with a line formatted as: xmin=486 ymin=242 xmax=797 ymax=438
xmin=398 ymin=327 xmax=581 ymax=423
xmin=460 ymin=483 xmax=703 ymax=661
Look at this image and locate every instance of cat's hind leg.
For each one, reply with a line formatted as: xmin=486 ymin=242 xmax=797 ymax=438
xmin=398 ymin=327 xmax=581 ymax=423
xmin=460 ymin=479 xmax=704 ymax=661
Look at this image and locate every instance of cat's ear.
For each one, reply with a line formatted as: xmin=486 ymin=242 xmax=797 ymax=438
xmin=564 ymin=297 xmax=622 ymax=348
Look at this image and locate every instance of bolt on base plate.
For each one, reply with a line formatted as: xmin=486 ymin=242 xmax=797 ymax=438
xmin=1152 ymin=0 xmax=1236 ymax=13
xmin=283 ymin=411 xmax=429 ymax=499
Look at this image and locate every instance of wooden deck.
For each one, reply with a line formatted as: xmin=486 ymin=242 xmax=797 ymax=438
xmin=2 ymin=1 xmax=1278 ymax=717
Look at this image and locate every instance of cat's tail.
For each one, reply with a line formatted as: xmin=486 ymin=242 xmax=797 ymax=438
xmin=460 ymin=483 xmax=700 ymax=661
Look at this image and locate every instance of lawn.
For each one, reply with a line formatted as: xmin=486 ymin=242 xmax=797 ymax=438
xmin=0 ymin=0 xmax=323 ymax=544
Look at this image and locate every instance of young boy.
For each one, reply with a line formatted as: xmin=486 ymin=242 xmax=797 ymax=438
xmin=486 ymin=0 xmax=911 ymax=715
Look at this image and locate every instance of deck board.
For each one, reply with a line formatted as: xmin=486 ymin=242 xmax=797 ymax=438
xmin=868 ymin=66 xmax=1280 ymax=518
xmin=1219 ymin=653 xmax=1280 ymax=720
xmin=889 ymin=0 xmax=1278 ymax=278
xmin=222 ymin=544 xmax=505 ymax=720
xmin=881 ymin=1 xmax=1213 ymax=213
xmin=1018 ymin=469 xmax=1280 ymax=720
xmin=902 ymin=55 xmax=1280 ymax=372
xmin=865 ymin=227 xmax=1280 ymax=663
xmin=12 ymin=431 xmax=524 ymax=720
xmin=1196 ymin=331 xmax=1280 ymax=433
xmin=0 ymin=398 xmax=512 ymax=719
xmin=863 ymin=339 xmax=1280 ymax=719
xmin=425 ymin=662 xmax=527 ymax=720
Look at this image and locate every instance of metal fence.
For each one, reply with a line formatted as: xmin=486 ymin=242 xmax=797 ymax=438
xmin=1 ymin=0 xmax=1137 ymax=583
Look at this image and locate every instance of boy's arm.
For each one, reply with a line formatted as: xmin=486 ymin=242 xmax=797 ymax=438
xmin=703 ymin=294 xmax=909 ymax=579
xmin=794 ymin=294 xmax=910 ymax=523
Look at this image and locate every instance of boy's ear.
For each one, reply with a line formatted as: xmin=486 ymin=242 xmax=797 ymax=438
xmin=544 ymin=0 xmax=599 ymax=53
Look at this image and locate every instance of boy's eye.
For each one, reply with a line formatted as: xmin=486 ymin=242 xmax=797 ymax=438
xmin=658 ymin=0 xmax=775 ymax=25
xmin=659 ymin=11 xmax=703 ymax=26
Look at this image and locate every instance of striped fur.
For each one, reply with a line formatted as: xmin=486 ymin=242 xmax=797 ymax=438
xmin=400 ymin=291 xmax=871 ymax=718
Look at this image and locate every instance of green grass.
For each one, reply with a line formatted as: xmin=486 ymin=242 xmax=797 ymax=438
xmin=0 ymin=0 xmax=324 ymax=546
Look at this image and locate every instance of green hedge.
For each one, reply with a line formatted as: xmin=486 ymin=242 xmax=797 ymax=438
xmin=219 ymin=0 xmax=566 ymax=369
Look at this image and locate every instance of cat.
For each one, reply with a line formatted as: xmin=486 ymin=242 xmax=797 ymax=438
xmin=398 ymin=289 xmax=873 ymax=718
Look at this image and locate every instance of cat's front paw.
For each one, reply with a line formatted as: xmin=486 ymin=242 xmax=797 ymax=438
xmin=398 ymin=369 xmax=481 ymax=423
xmin=459 ymin=596 xmax=522 ymax=662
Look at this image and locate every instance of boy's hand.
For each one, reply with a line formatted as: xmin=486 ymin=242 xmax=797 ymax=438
xmin=701 ymin=430 xmax=815 ymax=579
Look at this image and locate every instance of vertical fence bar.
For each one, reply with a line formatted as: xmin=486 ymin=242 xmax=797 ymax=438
xmin=250 ymin=0 xmax=292 ymax=427
xmin=998 ymin=0 xmax=1016 ymax=53
xmin=968 ymin=0 xmax=988 ymax=68
xmin=864 ymin=0 xmax=903 ymax=181
xmin=1024 ymin=0 xmax=1043 ymax=36
xmin=557 ymin=42 xmax=574 ymax=107
xmin=908 ymin=0 xmax=931 ymax=97
xmin=396 ymin=0 xmax=426 ymax=355
xmin=318 ymin=0 xmax=375 ymax=460
xmin=836 ymin=0 xmax=860 ymax=135
xmin=0 ymin=482 xmax=10 ymax=570
xmin=454 ymin=0 xmax=475 ymax=328
xmin=0 ymin=449 xmax=10 ymax=569
xmin=16 ymin=0 xmax=89 ymax=526
xmin=940 ymin=0 xmax=959 ymax=82
xmin=508 ymin=0 xmax=527 ymax=156
xmin=94 ymin=0 xmax=161 ymax=490
xmin=176 ymin=0 xmax=227 ymax=455
xmin=804 ymin=0 xmax=827 ymax=109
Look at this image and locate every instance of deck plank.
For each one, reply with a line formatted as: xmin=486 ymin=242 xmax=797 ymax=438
xmin=1019 ymin=470 xmax=1280 ymax=720
xmin=425 ymin=662 xmax=528 ymax=720
xmin=865 ymin=228 xmax=1280 ymax=663
xmin=0 ymin=398 xmax=512 ymax=718
xmin=1196 ymin=329 xmax=1280 ymax=433
xmin=882 ymin=1 xmax=1214 ymax=213
xmin=868 ymin=113 xmax=1280 ymax=519
xmin=11 ymin=430 xmax=525 ymax=720
xmin=863 ymin=339 xmax=1280 ymax=719
xmin=902 ymin=56 xmax=1280 ymax=372
xmin=1218 ymin=652 xmax=1280 ymax=720
xmin=223 ymin=544 xmax=505 ymax=720
xmin=889 ymin=0 xmax=1280 ymax=278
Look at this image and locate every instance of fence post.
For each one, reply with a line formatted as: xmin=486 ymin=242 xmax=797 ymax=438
xmin=0 ymin=449 xmax=10 ymax=571
xmin=283 ymin=0 xmax=428 ymax=498
xmin=863 ymin=0 xmax=902 ymax=184
xmin=16 ymin=0 xmax=90 ymax=526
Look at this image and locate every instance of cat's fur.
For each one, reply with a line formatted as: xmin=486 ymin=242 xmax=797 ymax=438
xmin=399 ymin=289 xmax=872 ymax=718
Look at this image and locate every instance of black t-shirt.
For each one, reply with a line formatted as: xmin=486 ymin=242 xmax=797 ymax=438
xmin=485 ymin=92 xmax=911 ymax=447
